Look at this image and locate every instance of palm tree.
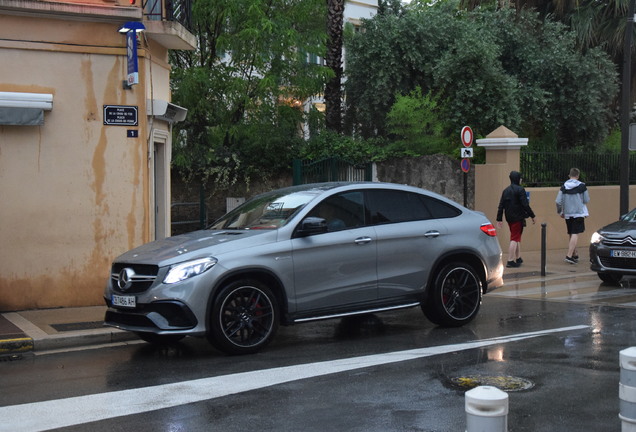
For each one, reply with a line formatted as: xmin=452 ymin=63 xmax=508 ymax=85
xmin=325 ymin=0 xmax=345 ymax=133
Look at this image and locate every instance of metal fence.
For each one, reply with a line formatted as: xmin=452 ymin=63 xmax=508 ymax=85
xmin=171 ymin=201 xmax=206 ymax=235
xmin=520 ymin=152 xmax=636 ymax=187
xmin=292 ymin=158 xmax=372 ymax=185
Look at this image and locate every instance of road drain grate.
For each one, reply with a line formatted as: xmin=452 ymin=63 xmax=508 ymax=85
xmin=448 ymin=375 xmax=534 ymax=392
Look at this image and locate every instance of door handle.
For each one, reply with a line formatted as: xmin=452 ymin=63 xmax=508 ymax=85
xmin=354 ymin=236 xmax=373 ymax=245
xmin=424 ymin=231 xmax=440 ymax=238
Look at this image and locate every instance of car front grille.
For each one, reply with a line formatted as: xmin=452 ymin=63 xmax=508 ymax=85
xmin=599 ymin=256 xmax=636 ymax=270
xmin=104 ymin=301 xmax=198 ymax=330
xmin=111 ymin=263 xmax=159 ymax=293
xmin=603 ymin=236 xmax=636 ymax=247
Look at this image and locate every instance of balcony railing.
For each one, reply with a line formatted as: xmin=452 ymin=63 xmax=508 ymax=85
xmin=143 ymin=0 xmax=192 ymax=32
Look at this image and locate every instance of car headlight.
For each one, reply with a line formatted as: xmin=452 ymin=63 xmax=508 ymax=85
xmin=590 ymin=232 xmax=604 ymax=244
xmin=164 ymin=257 xmax=217 ymax=284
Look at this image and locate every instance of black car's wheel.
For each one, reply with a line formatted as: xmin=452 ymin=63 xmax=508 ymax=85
xmin=135 ymin=332 xmax=185 ymax=344
xmin=208 ymin=279 xmax=278 ymax=355
xmin=423 ymin=262 xmax=482 ymax=327
xmin=598 ymin=272 xmax=622 ymax=285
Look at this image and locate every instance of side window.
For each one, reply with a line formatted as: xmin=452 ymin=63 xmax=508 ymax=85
xmin=308 ymin=191 xmax=366 ymax=232
xmin=366 ymin=190 xmax=432 ymax=224
xmin=420 ymin=195 xmax=462 ymax=219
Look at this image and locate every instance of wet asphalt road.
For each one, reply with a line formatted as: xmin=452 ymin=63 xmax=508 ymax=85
xmin=1 ymin=273 xmax=635 ymax=432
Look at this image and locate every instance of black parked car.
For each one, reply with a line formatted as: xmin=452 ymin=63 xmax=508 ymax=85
xmin=590 ymin=208 xmax=636 ymax=284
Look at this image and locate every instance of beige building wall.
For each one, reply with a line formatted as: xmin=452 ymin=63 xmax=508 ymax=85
xmin=0 ymin=4 xmax=193 ymax=311
xmin=507 ymin=186 xmax=636 ymax=253
xmin=475 ymin=126 xmax=636 ymax=255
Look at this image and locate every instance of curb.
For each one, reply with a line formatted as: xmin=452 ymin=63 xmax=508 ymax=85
xmin=0 ymin=337 xmax=34 ymax=355
xmin=0 ymin=329 xmax=138 ymax=356
xmin=32 ymin=329 xmax=139 ymax=352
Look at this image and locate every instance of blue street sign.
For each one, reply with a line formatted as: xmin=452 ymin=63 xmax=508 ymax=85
xmin=126 ymin=31 xmax=139 ymax=86
xmin=461 ymin=158 xmax=470 ymax=173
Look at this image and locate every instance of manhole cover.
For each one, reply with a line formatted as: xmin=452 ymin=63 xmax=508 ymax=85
xmin=449 ymin=375 xmax=534 ymax=392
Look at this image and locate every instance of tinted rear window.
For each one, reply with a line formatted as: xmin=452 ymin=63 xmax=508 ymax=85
xmin=366 ymin=190 xmax=432 ymax=224
xmin=422 ymin=196 xmax=462 ymax=219
xmin=366 ymin=189 xmax=461 ymax=224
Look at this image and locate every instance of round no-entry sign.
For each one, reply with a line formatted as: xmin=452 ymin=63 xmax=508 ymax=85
xmin=461 ymin=126 xmax=473 ymax=147
xmin=461 ymin=158 xmax=470 ymax=173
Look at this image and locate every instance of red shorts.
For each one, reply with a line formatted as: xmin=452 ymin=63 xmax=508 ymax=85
xmin=508 ymin=220 xmax=524 ymax=242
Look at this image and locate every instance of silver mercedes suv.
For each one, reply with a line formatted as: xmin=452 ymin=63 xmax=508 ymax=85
xmin=104 ymin=182 xmax=503 ymax=354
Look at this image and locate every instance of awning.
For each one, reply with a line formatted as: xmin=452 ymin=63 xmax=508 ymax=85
xmin=0 ymin=107 xmax=44 ymax=125
xmin=147 ymin=99 xmax=187 ymax=124
xmin=0 ymin=92 xmax=53 ymax=126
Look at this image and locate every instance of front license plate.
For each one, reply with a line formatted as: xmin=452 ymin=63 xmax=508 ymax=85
xmin=112 ymin=294 xmax=136 ymax=308
xmin=611 ymin=250 xmax=636 ymax=258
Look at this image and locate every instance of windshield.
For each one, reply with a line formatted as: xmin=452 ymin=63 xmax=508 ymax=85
xmin=622 ymin=208 xmax=636 ymax=222
xmin=209 ymin=189 xmax=323 ymax=230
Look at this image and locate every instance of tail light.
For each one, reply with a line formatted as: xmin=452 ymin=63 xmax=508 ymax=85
xmin=480 ymin=223 xmax=497 ymax=237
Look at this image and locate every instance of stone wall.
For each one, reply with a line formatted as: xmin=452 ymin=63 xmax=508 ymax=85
xmin=171 ymin=154 xmax=474 ymax=234
xmin=375 ymin=154 xmax=474 ymax=209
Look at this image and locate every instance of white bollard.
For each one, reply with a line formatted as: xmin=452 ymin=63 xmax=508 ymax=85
xmin=465 ymin=385 xmax=508 ymax=432
xmin=620 ymin=347 xmax=636 ymax=431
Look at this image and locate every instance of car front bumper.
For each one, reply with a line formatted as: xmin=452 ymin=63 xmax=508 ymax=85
xmin=589 ymin=243 xmax=636 ymax=276
xmin=103 ymin=272 xmax=216 ymax=336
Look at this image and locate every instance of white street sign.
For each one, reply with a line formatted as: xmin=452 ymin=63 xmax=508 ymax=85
xmin=461 ymin=147 xmax=474 ymax=158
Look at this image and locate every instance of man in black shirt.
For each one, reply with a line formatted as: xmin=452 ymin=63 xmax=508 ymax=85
xmin=496 ymin=171 xmax=536 ymax=268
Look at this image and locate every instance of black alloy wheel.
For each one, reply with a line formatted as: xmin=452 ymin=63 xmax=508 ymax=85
xmin=422 ymin=262 xmax=482 ymax=327
xmin=208 ymin=279 xmax=278 ymax=355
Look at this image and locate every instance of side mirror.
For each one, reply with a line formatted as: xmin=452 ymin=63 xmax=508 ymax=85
xmin=295 ymin=217 xmax=328 ymax=237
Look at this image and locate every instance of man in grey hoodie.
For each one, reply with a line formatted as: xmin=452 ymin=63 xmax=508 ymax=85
xmin=556 ymin=168 xmax=590 ymax=264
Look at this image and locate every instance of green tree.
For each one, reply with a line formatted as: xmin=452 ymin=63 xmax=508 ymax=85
xmin=386 ymin=86 xmax=452 ymax=156
xmin=344 ymin=6 xmax=618 ymax=150
xmin=170 ymin=0 xmax=330 ymax=187
xmin=460 ymin=0 xmax=634 ymax=111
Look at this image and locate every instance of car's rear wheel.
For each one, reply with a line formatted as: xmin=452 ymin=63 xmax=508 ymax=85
xmin=207 ymin=279 xmax=278 ymax=355
xmin=135 ymin=332 xmax=185 ymax=344
xmin=597 ymin=272 xmax=622 ymax=285
xmin=423 ymin=262 xmax=482 ymax=327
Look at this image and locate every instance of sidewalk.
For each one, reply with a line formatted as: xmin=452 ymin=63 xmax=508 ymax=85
xmin=0 ymin=248 xmax=592 ymax=356
xmin=0 ymin=306 xmax=137 ymax=357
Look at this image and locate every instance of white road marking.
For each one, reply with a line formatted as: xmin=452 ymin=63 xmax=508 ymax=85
xmin=0 ymin=325 xmax=589 ymax=432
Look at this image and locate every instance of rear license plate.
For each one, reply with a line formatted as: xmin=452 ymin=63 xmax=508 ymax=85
xmin=611 ymin=250 xmax=636 ymax=258
xmin=112 ymin=294 xmax=136 ymax=308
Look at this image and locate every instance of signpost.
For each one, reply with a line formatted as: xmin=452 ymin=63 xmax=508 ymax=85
xmin=461 ymin=158 xmax=471 ymax=173
xmin=461 ymin=126 xmax=473 ymax=148
xmin=103 ymin=105 xmax=138 ymax=126
xmin=460 ymin=126 xmax=473 ymax=207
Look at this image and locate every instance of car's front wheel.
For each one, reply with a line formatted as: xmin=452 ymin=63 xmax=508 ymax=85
xmin=598 ymin=272 xmax=622 ymax=285
xmin=423 ymin=262 xmax=482 ymax=327
xmin=207 ymin=279 xmax=279 ymax=355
